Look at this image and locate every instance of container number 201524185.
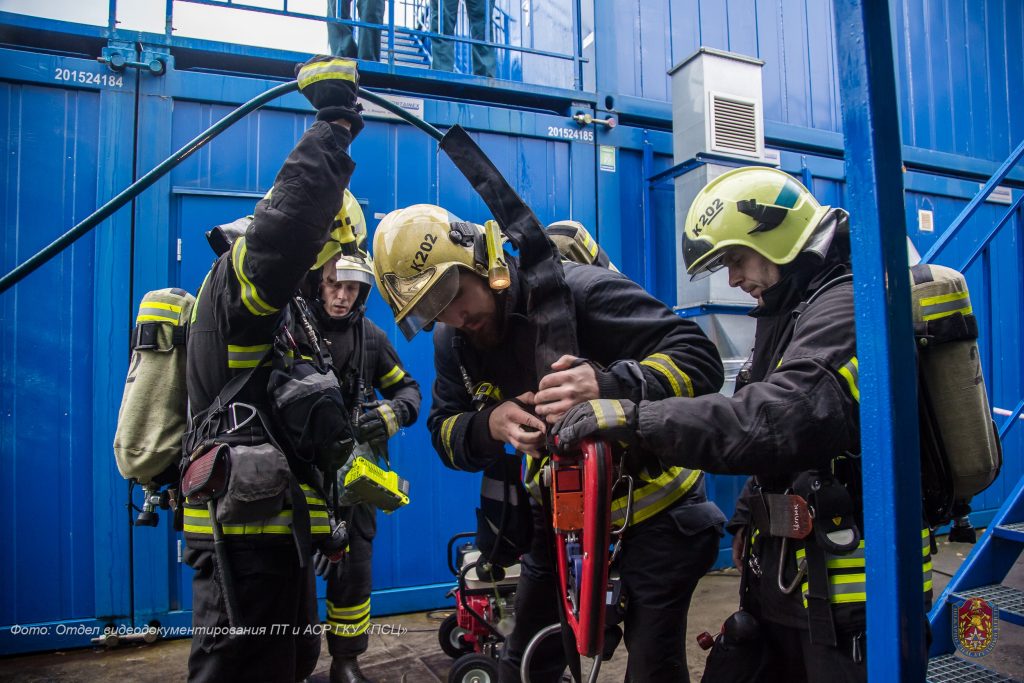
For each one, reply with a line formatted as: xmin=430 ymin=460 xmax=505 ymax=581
xmin=547 ymin=126 xmax=594 ymax=143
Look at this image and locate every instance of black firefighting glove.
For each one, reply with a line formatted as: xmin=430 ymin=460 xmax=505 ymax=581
xmin=356 ymin=400 xmax=406 ymax=444
xmin=550 ymin=399 xmax=641 ymax=455
xmin=313 ymin=518 xmax=349 ymax=579
xmin=295 ymin=55 xmax=364 ymax=138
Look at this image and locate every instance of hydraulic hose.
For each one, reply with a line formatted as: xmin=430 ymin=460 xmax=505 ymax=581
xmin=0 ymin=82 xmax=442 ymax=295
xmin=520 ymin=624 xmax=603 ymax=683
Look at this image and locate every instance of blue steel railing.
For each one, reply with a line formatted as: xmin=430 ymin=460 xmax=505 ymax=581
xmin=155 ymin=0 xmax=585 ymax=87
xmin=921 ymin=138 xmax=1024 ymax=270
xmin=919 ymin=138 xmax=1024 ymax=443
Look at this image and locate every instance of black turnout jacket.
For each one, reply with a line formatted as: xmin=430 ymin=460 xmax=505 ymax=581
xmin=428 ymin=259 xmax=727 ymax=528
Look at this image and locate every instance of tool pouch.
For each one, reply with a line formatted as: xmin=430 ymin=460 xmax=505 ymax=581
xmin=216 ymin=443 xmax=291 ymax=524
xmin=182 ymin=443 xmax=230 ymax=504
xmin=793 ymin=471 xmax=861 ymax=554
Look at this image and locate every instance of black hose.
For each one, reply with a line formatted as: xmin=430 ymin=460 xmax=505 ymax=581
xmin=0 ymin=83 xmax=442 ymax=295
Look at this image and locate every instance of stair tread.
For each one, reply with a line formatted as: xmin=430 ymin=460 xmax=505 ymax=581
xmin=951 ymin=584 xmax=1024 ymax=619
xmin=999 ymin=522 xmax=1024 ymax=532
xmin=927 ymin=654 xmax=1021 ymax=682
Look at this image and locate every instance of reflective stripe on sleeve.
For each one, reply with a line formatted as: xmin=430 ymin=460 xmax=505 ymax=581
xmin=296 ymin=59 xmax=358 ymax=89
xmin=378 ymin=365 xmax=407 ymax=389
xmin=231 ymin=237 xmax=279 ymax=317
xmin=640 ymin=353 xmax=694 ymax=397
xmin=837 ymin=356 xmax=860 ymax=402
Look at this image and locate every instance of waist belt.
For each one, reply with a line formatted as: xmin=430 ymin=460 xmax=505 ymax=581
xmin=747 ymin=490 xmax=838 ymax=647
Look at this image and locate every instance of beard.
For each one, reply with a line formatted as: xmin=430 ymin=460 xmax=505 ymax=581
xmin=464 ymin=316 xmax=502 ymax=349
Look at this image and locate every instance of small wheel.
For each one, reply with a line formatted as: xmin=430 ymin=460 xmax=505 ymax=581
xmin=448 ymin=652 xmax=498 ymax=683
xmin=439 ymin=613 xmax=474 ymax=658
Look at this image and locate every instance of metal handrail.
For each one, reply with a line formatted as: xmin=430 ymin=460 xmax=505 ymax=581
xmin=0 ymin=84 xmax=441 ymax=295
xmin=998 ymin=398 xmax=1024 ymax=440
xmin=921 ymin=137 xmax=1024 ymax=265
xmin=958 ymin=192 xmax=1024 ymax=273
xmin=171 ymin=0 xmax=584 ymax=68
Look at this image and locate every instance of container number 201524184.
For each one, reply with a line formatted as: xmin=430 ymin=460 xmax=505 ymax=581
xmin=54 ymin=68 xmax=125 ymax=88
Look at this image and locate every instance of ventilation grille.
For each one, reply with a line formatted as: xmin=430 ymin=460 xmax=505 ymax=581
xmin=709 ymin=94 xmax=759 ymax=156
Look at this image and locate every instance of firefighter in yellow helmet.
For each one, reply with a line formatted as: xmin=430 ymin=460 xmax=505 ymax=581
xmin=311 ymin=206 xmax=421 ymax=683
xmin=553 ymin=167 xmax=934 ymax=681
xmin=373 ymin=204 xmax=726 ymax=682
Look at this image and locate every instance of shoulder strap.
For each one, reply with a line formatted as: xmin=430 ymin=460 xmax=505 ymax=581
xmin=794 ymin=273 xmax=853 ymax=318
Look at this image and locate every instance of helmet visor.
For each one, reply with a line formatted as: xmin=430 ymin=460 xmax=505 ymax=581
xmin=383 ymin=266 xmax=462 ymax=341
xmin=681 ymin=231 xmax=723 ymax=280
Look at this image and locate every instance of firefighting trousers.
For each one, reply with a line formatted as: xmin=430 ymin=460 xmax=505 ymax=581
xmin=184 ymin=542 xmax=320 ymax=683
xmin=498 ymin=503 xmax=721 ymax=683
xmin=325 ymin=503 xmax=377 ymax=658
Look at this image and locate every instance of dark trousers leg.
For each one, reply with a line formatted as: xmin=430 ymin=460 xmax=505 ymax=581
xmin=755 ymin=623 xmax=866 ymax=683
xmin=328 ymin=0 xmax=357 ymax=58
xmin=464 ymin=0 xmax=495 ymax=77
xmin=618 ymin=516 xmax=720 ymax=683
xmin=185 ymin=543 xmax=320 ymax=683
xmin=356 ymin=0 xmax=384 ymax=62
xmin=429 ymin=0 xmax=459 ymax=71
xmin=498 ymin=507 xmax=566 ymax=683
xmin=326 ymin=504 xmax=376 ymax=658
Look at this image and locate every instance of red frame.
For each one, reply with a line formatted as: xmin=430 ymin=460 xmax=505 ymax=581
xmin=552 ymin=439 xmax=613 ymax=657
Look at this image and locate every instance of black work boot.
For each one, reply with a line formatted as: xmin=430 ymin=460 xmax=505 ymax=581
xmin=330 ymin=656 xmax=373 ymax=683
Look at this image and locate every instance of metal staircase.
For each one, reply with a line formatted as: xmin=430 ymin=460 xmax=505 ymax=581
xmin=923 ymin=139 xmax=1024 ymax=682
xmin=382 ymin=29 xmax=432 ymax=68
xmin=926 ymin=472 xmax=1024 ymax=681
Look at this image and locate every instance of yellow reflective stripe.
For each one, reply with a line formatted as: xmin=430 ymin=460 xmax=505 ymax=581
xmin=379 ymin=403 xmax=399 ymax=436
xmin=183 ymin=493 xmax=332 ymax=536
xmin=227 ymin=343 xmax=273 ymax=369
xmin=590 ymin=399 xmax=627 ymax=430
xmin=610 ymin=466 xmax=701 ymax=526
xmin=441 ymin=414 xmax=461 ymax=465
xmin=524 ymin=456 xmax=546 ymax=503
xmin=300 ymin=484 xmax=327 ymax=507
xmin=795 ymin=529 xmax=933 ymax=606
xmin=137 ymin=313 xmax=179 ymax=324
xmin=231 ymin=237 xmax=279 ymax=317
xmin=581 ymin=230 xmax=598 ymax=258
xmin=378 ymin=365 xmax=406 ymax=389
xmin=143 ymin=301 xmax=182 ymax=313
xmin=838 ymin=356 xmax=860 ymax=402
xmin=640 ymin=353 xmax=694 ymax=397
xmin=296 ymin=59 xmax=357 ymax=89
xmin=328 ymin=598 xmax=371 ymax=619
xmin=192 ymin=271 xmax=211 ymax=324
xmin=183 ymin=507 xmax=294 ymax=535
xmin=920 ymin=290 xmax=972 ymax=321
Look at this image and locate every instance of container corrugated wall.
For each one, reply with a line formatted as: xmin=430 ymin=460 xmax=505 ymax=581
xmin=1 ymin=0 xmax=1022 ymax=654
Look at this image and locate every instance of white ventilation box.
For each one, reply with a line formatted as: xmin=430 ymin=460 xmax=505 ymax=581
xmin=669 ymin=48 xmax=766 ymax=370
xmin=669 ymin=47 xmax=766 ymax=163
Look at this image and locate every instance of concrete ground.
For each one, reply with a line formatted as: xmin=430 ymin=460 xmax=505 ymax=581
xmin=0 ymin=534 xmax=1021 ymax=682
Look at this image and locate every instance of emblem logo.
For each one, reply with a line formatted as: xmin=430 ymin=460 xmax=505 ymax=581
xmin=954 ymin=597 xmax=998 ymax=657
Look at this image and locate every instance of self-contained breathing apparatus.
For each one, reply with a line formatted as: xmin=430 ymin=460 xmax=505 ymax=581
xmin=113 ymin=213 xmax=361 ymax=624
